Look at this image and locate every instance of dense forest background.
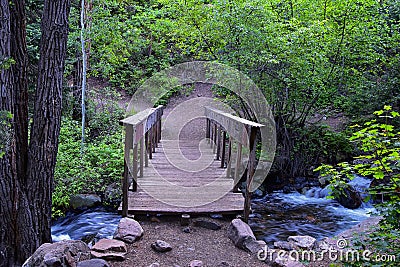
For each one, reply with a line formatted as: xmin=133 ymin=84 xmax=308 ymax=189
xmin=1 ymin=0 xmax=399 ymax=265
xmin=41 ymin=0 xmax=400 ymax=215
xmin=0 ymin=0 xmax=398 ymax=219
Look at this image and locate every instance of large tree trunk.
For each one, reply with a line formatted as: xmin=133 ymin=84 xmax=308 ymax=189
xmin=26 ymin=0 xmax=71 ymax=250
xmin=0 ymin=0 xmax=71 ymax=266
xmin=0 ymin=0 xmax=34 ymax=265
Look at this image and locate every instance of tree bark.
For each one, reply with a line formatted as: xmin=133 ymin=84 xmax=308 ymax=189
xmin=26 ymin=0 xmax=71 ymax=249
xmin=0 ymin=0 xmax=71 ymax=265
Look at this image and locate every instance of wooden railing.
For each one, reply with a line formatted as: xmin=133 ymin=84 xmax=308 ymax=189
xmin=205 ymin=106 xmax=264 ymax=222
xmin=120 ymin=105 xmax=163 ymax=217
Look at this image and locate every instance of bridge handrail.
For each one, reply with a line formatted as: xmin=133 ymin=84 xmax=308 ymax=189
xmin=204 ymin=106 xmax=264 ymax=222
xmin=120 ymin=105 xmax=163 ymax=216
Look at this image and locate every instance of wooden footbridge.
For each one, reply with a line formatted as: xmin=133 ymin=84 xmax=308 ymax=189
xmin=119 ymin=105 xmax=264 ymax=222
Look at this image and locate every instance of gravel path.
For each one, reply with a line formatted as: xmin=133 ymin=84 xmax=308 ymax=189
xmin=111 ymin=216 xmax=268 ymax=267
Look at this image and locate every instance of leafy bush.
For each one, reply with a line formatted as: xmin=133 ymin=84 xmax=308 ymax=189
xmin=53 ymin=118 xmax=124 ymax=218
xmin=315 ymin=106 xmax=400 ymax=266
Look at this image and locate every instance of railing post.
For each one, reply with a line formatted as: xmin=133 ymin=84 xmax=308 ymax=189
xmin=206 ymin=118 xmax=210 ymax=142
xmin=210 ymin=120 xmax=214 ymax=147
xmin=213 ymin=123 xmax=217 ymax=153
xmin=221 ymin=130 xmax=227 ymax=168
xmin=158 ymin=117 xmax=162 ymax=142
xmin=152 ymin=125 xmax=156 ymax=152
xmin=216 ymin=125 xmax=221 ymax=160
xmin=244 ymin=127 xmax=258 ymax=223
xmin=233 ymin=141 xmax=242 ymax=192
xmin=148 ymin=129 xmax=153 ymax=159
xmin=145 ymin=132 xmax=149 ymax=166
xmin=122 ymin=125 xmax=133 ymax=217
xmin=139 ymin=136 xmax=144 ymax=178
xmin=226 ymin=139 xmax=232 ymax=178
xmin=132 ymin=143 xmax=138 ymax=192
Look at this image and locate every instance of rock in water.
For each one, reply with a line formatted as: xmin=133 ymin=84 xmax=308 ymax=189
xmin=113 ymin=217 xmax=144 ymax=243
xmin=151 ymin=240 xmax=172 ymax=252
xmin=91 ymin=239 xmax=127 ymax=261
xmin=337 ymin=186 xmax=363 ymax=209
xmin=287 ymin=235 xmax=316 ymax=250
xmin=227 ymin=219 xmax=262 ymax=254
xmin=69 ymin=194 xmax=101 ymax=210
xmin=22 ymin=240 xmax=90 ymax=267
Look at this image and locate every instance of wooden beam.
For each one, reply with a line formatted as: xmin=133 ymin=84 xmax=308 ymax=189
xmin=244 ymin=127 xmax=258 ymax=223
xmin=221 ymin=131 xmax=227 ymax=168
xmin=233 ymin=142 xmax=242 ymax=192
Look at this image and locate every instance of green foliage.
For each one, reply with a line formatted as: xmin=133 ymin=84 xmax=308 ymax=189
xmin=315 ymin=106 xmax=400 ymax=266
xmin=60 ymin=0 xmax=400 ymax=183
xmin=85 ymin=87 xmax=125 ymax=138
xmin=0 ymin=57 xmax=15 ymax=70
xmin=53 ymin=117 xmax=124 ymax=218
xmin=0 ymin=111 xmax=13 ymax=158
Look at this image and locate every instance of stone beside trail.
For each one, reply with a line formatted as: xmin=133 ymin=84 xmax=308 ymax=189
xmin=22 ymin=240 xmax=91 ymax=267
xmin=91 ymin=239 xmax=127 ymax=261
xmin=151 ymin=240 xmax=173 ymax=252
xmin=113 ymin=217 xmax=144 ymax=243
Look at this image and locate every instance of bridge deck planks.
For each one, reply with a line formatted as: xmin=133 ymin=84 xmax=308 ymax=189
xmin=119 ymin=140 xmax=244 ymax=215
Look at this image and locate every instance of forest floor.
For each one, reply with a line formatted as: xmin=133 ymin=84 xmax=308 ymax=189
xmin=111 ymin=215 xmax=268 ymax=267
xmin=109 ymin=216 xmax=381 ymax=267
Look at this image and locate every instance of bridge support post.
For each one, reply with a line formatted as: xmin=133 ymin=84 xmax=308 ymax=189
xmin=132 ymin=144 xmax=138 ymax=192
xmin=233 ymin=142 xmax=242 ymax=192
xmin=213 ymin=123 xmax=217 ymax=153
xmin=122 ymin=125 xmax=133 ymax=217
xmin=226 ymin=139 xmax=232 ymax=178
xmin=220 ymin=131 xmax=227 ymax=168
xmin=216 ymin=126 xmax=221 ymax=160
xmin=244 ymin=127 xmax=258 ymax=223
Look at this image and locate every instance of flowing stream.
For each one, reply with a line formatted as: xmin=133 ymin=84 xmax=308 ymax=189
xmin=51 ymin=207 xmax=121 ymax=242
xmin=250 ymin=176 xmax=374 ymax=245
xmin=52 ymin=177 xmax=375 ymax=245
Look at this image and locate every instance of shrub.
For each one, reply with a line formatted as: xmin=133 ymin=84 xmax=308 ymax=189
xmin=315 ymin=106 xmax=400 ymax=266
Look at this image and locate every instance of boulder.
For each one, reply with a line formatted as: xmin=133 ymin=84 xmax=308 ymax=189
xmin=70 ymin=194 xmax=101 ymax=210
xmin=190 ymin=260 xmax=203 ymax=267
xmin=227 ymin=219 xmax=262 ymax=254
xmin=103 ymin=183 xmax=121 ymax=208
xmin=22 ymin=240 xmax=90 ymax=267
xmin=77 ymin=259 xmax=110 ymax=267
xmin=287 ymin=236 xmax=316 ymax=250
xmin=193 ymin=219 xmax=221 ymax=230
xmin=337 ymin=186 xmax=362 ymax=209
xmin=151 ymin=240 xmax=172 ymax=252
xmin=113 ymin=217 xmax=144 ymax=243
xmin=91 ymin=239 xmax=127 ymax=261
